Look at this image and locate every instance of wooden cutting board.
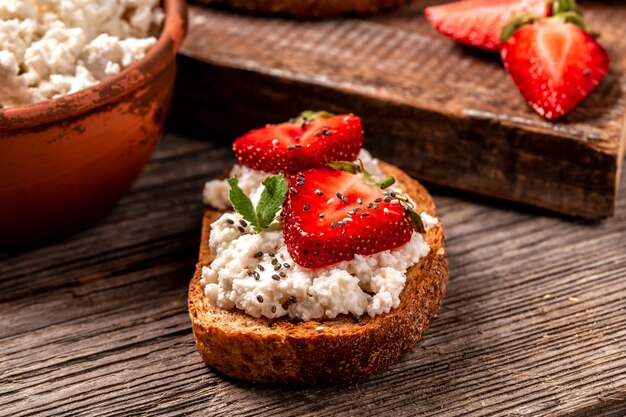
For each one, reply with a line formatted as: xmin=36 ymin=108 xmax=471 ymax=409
xmin=172 ymin=0 xmax=626 ymax=219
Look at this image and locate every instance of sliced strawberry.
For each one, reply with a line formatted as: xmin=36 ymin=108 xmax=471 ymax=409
xmin=425 ymin=0 xmax=550 ymax=51
xmin=501 ymin=19 xmax=609 ymax=119
xmin=232 ymin=112 xmax=363 ymax=173
xmin=282 ymin=168 xmax=414 ymax=269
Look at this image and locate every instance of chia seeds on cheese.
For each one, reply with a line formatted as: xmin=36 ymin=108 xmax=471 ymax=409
xmin=200 ymin=149 xmax=437 ymax=320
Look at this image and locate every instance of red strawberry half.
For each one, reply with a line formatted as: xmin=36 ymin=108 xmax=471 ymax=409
xmin=282 ymin=167 xmax=417 ymax=269
xmin=232 ymin=112 xmax=363 ymax=174
xmin=425 ymin=0 xmax=550 ymax=51
xmin=501 ymin=19 xmax=609 ymax=119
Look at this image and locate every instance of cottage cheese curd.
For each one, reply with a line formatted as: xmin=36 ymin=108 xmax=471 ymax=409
xmin=0 ymin=0 xmax=163 ymax=108
xmin=201 ymin=150 xmax=439 ymax=321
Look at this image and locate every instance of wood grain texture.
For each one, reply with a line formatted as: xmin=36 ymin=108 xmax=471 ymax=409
xmin=172 ymin=0 xmax=626 ymax=219
xmin=1 ymin=131 xmax=626 ymax=416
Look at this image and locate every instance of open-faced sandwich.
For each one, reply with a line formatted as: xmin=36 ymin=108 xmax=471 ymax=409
xmin=188 ymin=111 xmax=448 ymax=384
xmin=192 ymin=0 xmax=410 ymax=18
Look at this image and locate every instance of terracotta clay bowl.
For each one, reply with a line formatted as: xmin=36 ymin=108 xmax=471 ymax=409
xmin=0 ymin=0 xmax=187 ymax=247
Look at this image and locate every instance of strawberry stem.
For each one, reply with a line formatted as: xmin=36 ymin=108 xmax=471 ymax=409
xmin=407 ymin=210 xmax=426 ymax=234
xmin=394 ymin=193 xmax=426 ymax=233
xmin=292 ymin=110 xmax=335 ymax=124
xmin=551 ymin=11 xmax=597 ymax=37
xmin=552 ymin=0 xmax=579 ymax=15
xmin=501 ymin=14 xmax=531 ymax=42
xmin=501 ymin=0 xmax=597 ymax=42
xmin=327 ymin=160 xmax=362 ymax=174
xmin=378 ymin=176 xmax=396 ymax=189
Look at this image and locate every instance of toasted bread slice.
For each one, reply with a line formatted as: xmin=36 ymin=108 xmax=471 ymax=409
xmin=192 ymin=0 xmax=410 ymax=18
xmin=188 ymin=162 xmax=447 ymax=384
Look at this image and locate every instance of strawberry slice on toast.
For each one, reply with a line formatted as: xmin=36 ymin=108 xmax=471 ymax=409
xmin=232 ymin=111 xmax=363 ymax=174
xmin=282 ymin=165 xmax=424 ymax=269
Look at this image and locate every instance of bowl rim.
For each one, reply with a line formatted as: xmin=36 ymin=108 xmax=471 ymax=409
xmin=0 ymin=0 xmax=188 ymax=133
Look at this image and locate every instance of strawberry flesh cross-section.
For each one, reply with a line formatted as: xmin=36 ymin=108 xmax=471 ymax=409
xmin=501 ymin=20 xmax=609 ymax=119
xmin=425 ymin=0 xmax=550 ymax=52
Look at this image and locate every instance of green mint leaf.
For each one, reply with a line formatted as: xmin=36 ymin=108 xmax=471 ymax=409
xmin=227 ymin=177 xmax=259 ymax=229
xmin=227 ymin=175 xmax=288 ymax=233
xmin=256 ymin=174 xmax=288 ymax=231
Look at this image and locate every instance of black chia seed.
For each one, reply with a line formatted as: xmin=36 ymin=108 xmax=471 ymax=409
xmin=336 ymin=192 xmax=348 ymax=203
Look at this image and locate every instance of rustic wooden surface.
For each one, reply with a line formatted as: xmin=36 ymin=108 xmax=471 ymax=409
xmin=1 ymin=131 xmax=626 ymax=416
xmin=173 ymin=0 xmax=626 ymax=219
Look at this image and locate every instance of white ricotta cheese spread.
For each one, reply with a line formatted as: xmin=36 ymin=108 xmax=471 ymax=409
xmin=201 ymin=150 xmax=439 ymax=321
xmin=0 ymin=0 xmax=163 ymax=108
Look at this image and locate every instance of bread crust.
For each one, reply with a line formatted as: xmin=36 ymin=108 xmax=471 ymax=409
xmin=191 ymin=0 xmax=410 ymax=18
xmin=188 ymin=162 xmax=448 ymax=384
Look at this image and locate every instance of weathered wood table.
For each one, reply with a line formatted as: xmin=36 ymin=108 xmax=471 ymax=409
xmin=1 ymin=131 xmax=625 ymax=416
